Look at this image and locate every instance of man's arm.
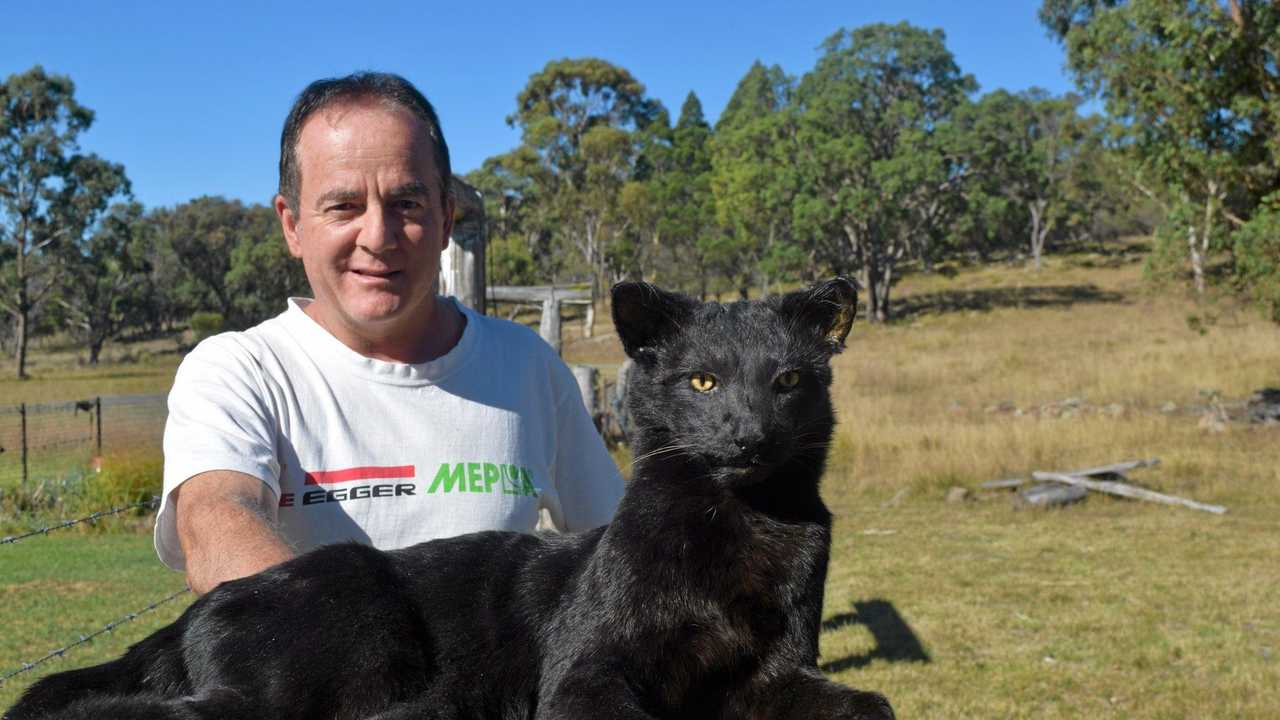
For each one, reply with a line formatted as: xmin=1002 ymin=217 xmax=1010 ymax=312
xmin=174 ymin=470 xmax=296 ymax=595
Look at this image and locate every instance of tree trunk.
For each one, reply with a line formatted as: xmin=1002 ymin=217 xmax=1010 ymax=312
xmin=15 ymin=306 xmax=29 ymax=380
xmin=863 ymin=261 xmax=889 ymax=324
xmin=876 ymin=261 xmax=894 ymax=323
xmin=1029 ymin=200 xmax=1047 ymax=271
xmin=89 ymin=337 xmax=104 ymax=365
xmin=1188 ymin=224 xmax=1207 ymax=295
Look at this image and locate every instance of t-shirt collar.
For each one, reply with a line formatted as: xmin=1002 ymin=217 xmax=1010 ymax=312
xmin=281 ymin=296 xmax=477 ymax=385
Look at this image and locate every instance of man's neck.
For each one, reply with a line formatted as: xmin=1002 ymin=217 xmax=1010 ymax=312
xmin=304 ymin=296 xmax=466 ymax=364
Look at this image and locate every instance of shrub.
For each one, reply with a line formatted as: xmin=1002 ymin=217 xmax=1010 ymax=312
xmin=189 ymin=311 xmax=225 ymax=342
xmin=83 ymin=450 xmax=163 ymax=511
xmin=1234 ymin=202 xmax=1280 ymax=323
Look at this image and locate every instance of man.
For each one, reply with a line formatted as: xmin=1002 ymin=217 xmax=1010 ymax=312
xmin=156 ymin=72 xmax=623 ymax=595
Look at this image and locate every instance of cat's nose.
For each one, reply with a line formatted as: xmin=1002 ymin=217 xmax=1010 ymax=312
xmin=733 ymin=433 xmax=774 ymax=463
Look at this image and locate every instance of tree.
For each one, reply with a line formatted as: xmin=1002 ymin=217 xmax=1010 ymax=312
xmin=0 ymin=66 xmax=130 ymax=378
xmin=224 ymin=205 xmax=308 ymax=327
xmin=956 ymin=89 xmax=1097 ymax=269
xmin=152 ymin=197 xmax=292 ymax=328
xmin=711 ymin=62 xmax=799 ymax=299
xmin=644 ymin=92 xmax=718 ymax=296
xmin=55 ymin=201 xmax=149 ymax=363
xmin=1042 ymin=0 xmax=1280 ymax=294
xmin=506 ymin=58 xmax=665 ymax=310
xmin=792 ymin=23 xmax=975 ymax=322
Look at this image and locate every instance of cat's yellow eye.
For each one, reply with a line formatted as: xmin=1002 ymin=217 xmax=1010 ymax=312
xmin=690 ymin=372 xmax=718 ymax=392
xmin=776 ymin=371 xmax=802 ymax=389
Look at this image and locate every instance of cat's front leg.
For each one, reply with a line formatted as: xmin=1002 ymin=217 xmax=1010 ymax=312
xmin=750 ymin=668 xmax=894 ymax=720
xmin=537 ymin=663 xmax=660 ymax=720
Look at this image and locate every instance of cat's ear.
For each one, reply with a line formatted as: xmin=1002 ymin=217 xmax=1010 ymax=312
xmin=779 ymin=277 xmax=858 ymax=354
xmin=611 ymin=282 xmax=700 ymax=363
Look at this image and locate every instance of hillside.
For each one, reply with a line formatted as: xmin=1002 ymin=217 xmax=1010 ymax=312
xmin=2 ymin=245 xmax=1278 ymax=716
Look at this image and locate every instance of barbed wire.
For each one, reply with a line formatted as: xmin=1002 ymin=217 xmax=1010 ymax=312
xmin=0 ymin=497 xmax=160 ymax=546
xmin=0 ymin=586 xmax=191 ymax=685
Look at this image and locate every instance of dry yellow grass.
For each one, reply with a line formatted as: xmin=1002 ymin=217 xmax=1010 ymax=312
xmin=813 ymin=249 xmax=1280 ymax=718
xmin=826 ymin=251 xmax=1280 ymax=508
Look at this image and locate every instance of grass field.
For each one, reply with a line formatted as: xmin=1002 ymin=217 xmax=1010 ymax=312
xmin=1 ymin=245 xmax=1277 ymax=715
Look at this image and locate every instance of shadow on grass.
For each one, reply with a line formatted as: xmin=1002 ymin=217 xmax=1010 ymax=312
xmin=820 ymin=599 xmax=931 ymax=672
xmin=890 ymin=283 xmax=1126 ymax=322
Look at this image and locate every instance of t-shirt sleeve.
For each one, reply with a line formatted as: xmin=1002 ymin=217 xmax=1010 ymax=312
xmin=154 ymin=335 xmax=282 ymax=571
xmin=545 ymin=360 xmax=624 ymax=532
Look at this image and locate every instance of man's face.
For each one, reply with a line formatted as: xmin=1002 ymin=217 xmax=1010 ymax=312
xmin=275 ymin=100 xmax=454 ymax=350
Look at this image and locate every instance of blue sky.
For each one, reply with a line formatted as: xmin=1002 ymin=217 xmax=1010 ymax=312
xmin=3 ymin=1 xmax=1077 ymax=210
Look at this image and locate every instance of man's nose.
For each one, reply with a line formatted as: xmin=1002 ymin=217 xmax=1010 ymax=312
xmin=357 ymin=203 xmax=401 ymax=253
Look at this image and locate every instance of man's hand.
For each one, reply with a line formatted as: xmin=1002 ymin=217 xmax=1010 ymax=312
xmin=174 ymin=470 xmax=296 ymax=595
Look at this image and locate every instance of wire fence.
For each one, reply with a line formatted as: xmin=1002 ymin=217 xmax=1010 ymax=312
xmin=1 ymin=496 xmax=161 ymax=545
xmin=0 ymin=493 xmax=189 ymax=687
xmin=0 ymin=588 xmax=190 ymax=686
xmin=0 ymin=394 xmax=180 ymax=688
xmin=0 ymin=394 xmax=167 ymax=489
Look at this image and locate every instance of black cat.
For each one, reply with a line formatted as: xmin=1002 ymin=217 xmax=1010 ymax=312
xmin=6 ymin=278 xmax=893 ymax=720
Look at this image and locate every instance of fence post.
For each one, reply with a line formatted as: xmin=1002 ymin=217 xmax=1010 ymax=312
xmin=19 ymin=402 xmax=28 ymax=486
xmin=571 ymin=365 xmax=599 ymax=427
xmin=540 ymin=291 xmax=562 ymax=356
xmin=95 ymin=396 xmax=103 ymax=456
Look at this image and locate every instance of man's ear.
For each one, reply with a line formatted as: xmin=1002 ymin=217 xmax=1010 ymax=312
xmin=274 ymin=194 xmax=303 ymax=259
xmin=778 ymin=277 xmax=858 ymax=354
xmin=611 ymin=282 xmax=700 ymax=364
xmin=441 ymin=188 xmax=456 ymax=253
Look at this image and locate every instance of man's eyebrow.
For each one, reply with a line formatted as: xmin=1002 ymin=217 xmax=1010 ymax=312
xmin=386 ymin=181 xmax=432 ymax=200
xmin=314 ymin=188 xmax=363 ymax=209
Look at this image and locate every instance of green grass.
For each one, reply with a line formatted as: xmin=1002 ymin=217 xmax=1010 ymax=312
xmin=818 ymin=494 xmax=1279 ymax=718
xmin=0 ymin=534 xmax=192 ymax=709
xmin=0 ymin=335 xmax=183 ymax=404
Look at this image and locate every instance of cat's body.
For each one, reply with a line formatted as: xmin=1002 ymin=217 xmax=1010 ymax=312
xmin=6 ymin=279 xmax=892 ymax=720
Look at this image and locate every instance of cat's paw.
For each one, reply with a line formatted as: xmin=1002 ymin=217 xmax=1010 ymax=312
xmin=839 ymin=690 xmax=895 ymax=720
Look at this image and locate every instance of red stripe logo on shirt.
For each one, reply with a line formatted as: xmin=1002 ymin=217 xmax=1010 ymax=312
xmin=304 ymin=465 xmax=416 ymax=485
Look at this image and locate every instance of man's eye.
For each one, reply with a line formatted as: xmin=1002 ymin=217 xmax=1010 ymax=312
xmin=396 ymin=199 xmax=423 ymax=210
xmin=327 ymin=203 xmax=357 ymax=213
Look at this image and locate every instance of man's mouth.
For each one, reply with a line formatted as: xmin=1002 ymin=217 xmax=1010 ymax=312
xmin=350 ymin=269 xmax=402 ymax=280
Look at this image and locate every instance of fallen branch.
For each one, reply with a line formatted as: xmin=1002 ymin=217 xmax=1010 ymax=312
xmin=980 ymin=478 xmax=1026 ymax=490
xmin=1051 ymin=458 xmax=1160 ymax=478
xmin=1032 ymin=472 xmax=1226 ymax=515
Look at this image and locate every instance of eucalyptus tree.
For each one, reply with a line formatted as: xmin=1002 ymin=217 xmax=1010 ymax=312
xmin=791 ymin=23 xmax=975 ymax=322
xmin=464 ymin=147 xmax=561 ymax=285
xmin=955 ymin=89 xmax=1097 ymax=269
xmin=1042 ymin=0 xmax=1280 ymax=294
xmin=0 ymin=66 xmax=130 ymax=378
xmin=152 ymin=196 xmax=293 ymax=329
xmin=54 ymin=201 xmax=150 ymax=363
xmin=506 ymin=58 xmax=665 ymax=310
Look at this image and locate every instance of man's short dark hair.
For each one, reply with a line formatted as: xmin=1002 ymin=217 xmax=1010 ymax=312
xmin=278 ymin=71 xmax=452 ymax=212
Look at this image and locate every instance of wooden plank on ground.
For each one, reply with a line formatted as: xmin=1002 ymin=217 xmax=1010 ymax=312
xmin=1032 ymin=472 xmax=1226 ymax=515
xmin=1054 ymin=458 xmax=1161 ymax=478
xmin=1017 ymin=482 xmax=1089 ymax=508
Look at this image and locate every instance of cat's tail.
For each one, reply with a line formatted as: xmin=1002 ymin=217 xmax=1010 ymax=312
xmin=4 ymin=618 xmax=191 ymax=720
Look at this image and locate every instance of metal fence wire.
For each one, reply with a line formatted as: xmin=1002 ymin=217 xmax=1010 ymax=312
xmin=0 ymin=394 xmax=167 ymax=488
xmin=0 ymin=394 xmax=181 ymax=688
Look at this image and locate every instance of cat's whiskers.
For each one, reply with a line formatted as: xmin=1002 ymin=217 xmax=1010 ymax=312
xmin=629 ymin=442 xmax=699 ymax=468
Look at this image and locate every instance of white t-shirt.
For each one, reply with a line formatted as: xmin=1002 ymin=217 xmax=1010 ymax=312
xmin=155 ymin=297 xmax=624 ymax=571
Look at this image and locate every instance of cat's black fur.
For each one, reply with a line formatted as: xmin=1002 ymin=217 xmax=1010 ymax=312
xmin=6 ymin=279 xmax=892 ymax=720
